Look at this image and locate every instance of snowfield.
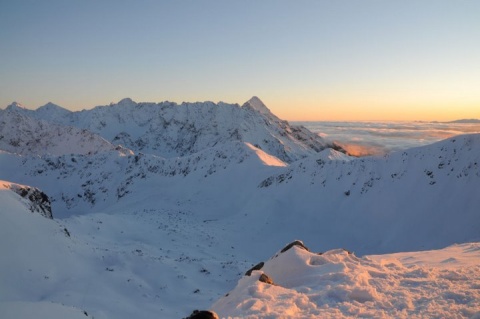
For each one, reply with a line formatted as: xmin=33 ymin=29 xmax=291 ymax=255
xmin=1 ymin=97 xmax=479 ymax=318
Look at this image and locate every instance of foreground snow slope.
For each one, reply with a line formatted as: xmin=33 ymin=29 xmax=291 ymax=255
xmin=2 ymin=180 xmax=479 ymax=318
xmin=0 ymin=180 xmax=253 ymax=319
xmin=212 ymin=242 xmax=480 ymax=318
xmin=0 ymin=183 xmax=95 ymax=318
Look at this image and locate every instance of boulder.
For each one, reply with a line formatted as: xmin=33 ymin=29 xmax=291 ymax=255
xmin=258 ymin=273 xmax=275 ymax=285
xmin=184 ymin=310 xmax=219 ymax=319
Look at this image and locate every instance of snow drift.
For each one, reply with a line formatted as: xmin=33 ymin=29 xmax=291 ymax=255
xmin=212 ymin=241 xmax=480 ymax=318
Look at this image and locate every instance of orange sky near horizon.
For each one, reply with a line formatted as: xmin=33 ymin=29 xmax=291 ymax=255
xmin=271 ymin=99 xmax=479 ymax=122
xmin=6 ymin=95 xmax=478 ymax=123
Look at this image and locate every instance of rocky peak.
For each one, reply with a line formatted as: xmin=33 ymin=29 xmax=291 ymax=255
xmin=242 ymin=96 xmax=272 ymax=115
xmin=5 ymin=102 xmax=27 ymax=112
xmin=117 ymin=98 xmax=136 ymax=107
xmin=38 ymin=102 xmax=69 ymax=111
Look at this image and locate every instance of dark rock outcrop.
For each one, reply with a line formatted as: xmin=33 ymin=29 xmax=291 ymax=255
xmin=4 ymin=182 xmax=53 ymax=219
xmin=258 ymin=273 xmax=275 ymax=285
xmin=245 ymin=261 xmax=265 ymax=276
xmin=280 ymin=240 xmax=309 ymax=253
xmin=184 ymin=310 xmax=219 ymax=319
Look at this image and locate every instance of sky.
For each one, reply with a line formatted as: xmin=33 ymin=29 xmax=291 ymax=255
xmin=0 ymin=0 xmax=479 ymax=121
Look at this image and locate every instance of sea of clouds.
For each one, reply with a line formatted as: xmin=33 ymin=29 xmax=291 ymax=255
xmin=296 ymin=121 xmax=480 ymax=156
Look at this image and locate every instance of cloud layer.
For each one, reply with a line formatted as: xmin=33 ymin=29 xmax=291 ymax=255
xmin=297 ymin=121 xmax=480 ymax=156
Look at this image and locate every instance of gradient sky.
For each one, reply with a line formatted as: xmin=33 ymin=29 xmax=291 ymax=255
xmin=1 ymin=0 xmax=479 ymax=121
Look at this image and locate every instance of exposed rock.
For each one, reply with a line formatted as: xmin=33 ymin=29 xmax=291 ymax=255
xmin=6 ymin=182 xmax=53 ymax=219
xmin=258 ymin=273 xmax=275 ymax=285
xmin=280 ymin=240 xmax=309 ymax=253
xmin=245 ymin=261 xmax=264 ymax=276
xmin=184 ymin=310 xmax=219 ymax=319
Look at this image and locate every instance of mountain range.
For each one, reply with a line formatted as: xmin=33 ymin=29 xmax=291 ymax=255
xmin=1 ymin=97 xmax=479 ymax=318
xmin=3 ymin=97 xmax=340 ymax=162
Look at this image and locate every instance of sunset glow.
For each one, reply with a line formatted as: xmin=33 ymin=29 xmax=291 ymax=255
xmin=274 ymin=100 xmax=479 ymax=122
xmin=0 ymin=1 xmax=479 ymax=121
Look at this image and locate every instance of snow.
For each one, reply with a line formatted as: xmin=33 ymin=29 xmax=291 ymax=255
xmin=0 ymin=97 xmax=479 ymax=318
xmin=245 ymin=143 xmax=287 ymax=167
xmin=212 ymin=243 xmax=480 ymax=318
xmin=0 ymin=181 xmax=254 ymax=318
xmin=242 ymin=96 xmax=272 ymax=115
xmin=0 ymin=301 xmax=94 ymax=319
xmin=0 ymin=109 xmax=117 ymax=156
xmin=2 ymin=182 xmax=478 ymax=318
xmin=5 ymin=102 xmax=26 ymax=111
xmin=35 ymin=102 xmax=72 ymax=120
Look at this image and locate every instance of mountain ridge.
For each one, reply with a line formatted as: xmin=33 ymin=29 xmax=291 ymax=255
xmin=1 ymin=97 xmax=341 ymax=162
xmin=0 ymin=108 xmax=118 ymax=156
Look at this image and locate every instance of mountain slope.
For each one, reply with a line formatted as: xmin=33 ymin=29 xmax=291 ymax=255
xmin=5 ymin=101 xmax=72 ymax=120
xmin=251 ymin=133 xmax=480 ymax=255
xmin=0 ymin=180 xmax=52 ymax=219
xmin=0 ymin=141 xmax=285 ymax=216
xmin=0 ymin=109 xmax=117 ymax=156
xmin=1 ymin=134 xmax=478 ymax=255
xmin=0 ymin=178 xmax=252 ymax=319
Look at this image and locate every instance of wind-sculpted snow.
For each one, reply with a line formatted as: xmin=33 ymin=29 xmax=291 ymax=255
xmin=0 ymin=108 xmax=116 ymax=156
xmin=212 ymin=242 xmax=480 ymax=318
xmin=2 ymin=97 xmax=337 ymax=162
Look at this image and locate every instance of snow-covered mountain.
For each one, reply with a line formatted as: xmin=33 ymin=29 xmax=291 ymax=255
xmin=1 ymin=97 xmax=479 ymax=318
xmin=0 ymin=141 xmax=285 ymax=216
xmin=2 ymin=97 xmax=340 ymax=162
xmin=0 ymin=108 xmax=118 ymax=156
xmin=1 ymin=129 xmax=479 ymax=254
xmin=5 ymin=101 xmax=72 ymax=122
